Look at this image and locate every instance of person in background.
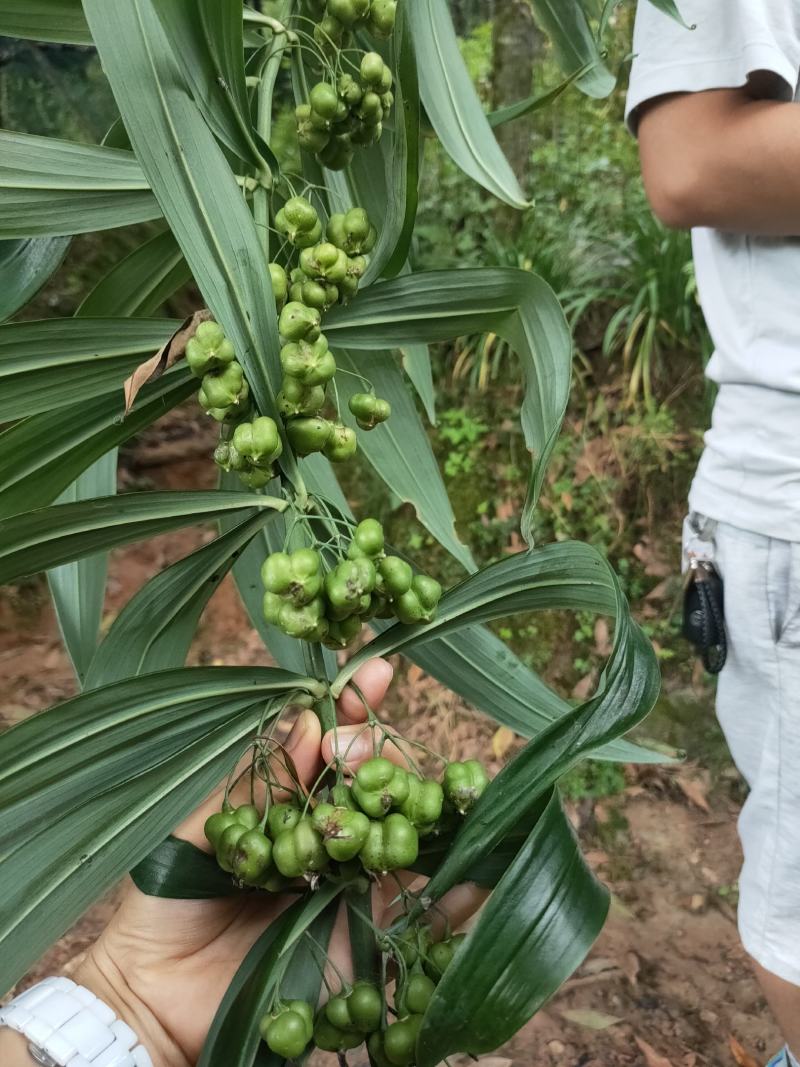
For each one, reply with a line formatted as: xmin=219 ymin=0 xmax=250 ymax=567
xmin=627 ymin=3 xmax=800 ymax=1065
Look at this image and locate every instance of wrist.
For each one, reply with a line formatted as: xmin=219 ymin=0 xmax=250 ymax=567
xmin=0 ymin=1026 xmax=35 ymax=1067
xmin=73 ymin=950 xmax=190 ymax=1067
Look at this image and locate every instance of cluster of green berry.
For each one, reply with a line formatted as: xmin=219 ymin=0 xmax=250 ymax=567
xmin=310 ymin=0 xmax=397 ymax=49
xmin=204 ymin=756 xmax=489 ymax=888
xmin=261 ymin=519 xmax=443 ymax=648
xmin=268 ymin=197 xmax=391 ymax=465
xmin=296 ymin=52 xmax=394 ymax=170
xmin=186 ymin=320 xmax=251 ymax=423
xmin=254 ymin=926 xmax=466 ymax=1064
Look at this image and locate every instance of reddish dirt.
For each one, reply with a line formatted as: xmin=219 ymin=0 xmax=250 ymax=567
xmin=0 ymin=435 xmax=781 ymax=1067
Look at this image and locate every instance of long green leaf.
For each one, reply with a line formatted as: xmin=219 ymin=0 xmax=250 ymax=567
xmin=83 ymin=0 xmax=290 ymax=460
xmin=130 ymin=836 xmax=239 ymax=899
xmin=645 ymin=0 xmax=691 ymax=26
xmin=488 ymin=64 xmax=593 ymax=128
xmin=78 ymin=230 xmax=191 ymax=317
xmin=416 ymin=790 xmax=608 ymax=1066
xmin=131 ymin=836 xmax=238 ymax=899
xmin=0 ymin=667 xmax=321 ymax=989
xmin=0 ymin=490 xmax=285 ymax=585
xmin=304 ymin=451 xmax=664 ymax=765
xmin=529 ymin=0 xmax=616 ymax=99
xmin=0 ymin=237 xmax=70 ymax=321
xmin=199 ymin=884 xmax=342 ymax=1067
xmin=0 ymin=667 xmax=317 ymax=850
xmin=46 ymin=455 xmax=116 ymax=688
xmin=0 ymin=131 xmax=161 ymax=237
xmin=409 ymin=0 xmax=528 ymax=209
xmin=325 ymin=268 xmax=571 ymax=544
xmin=0 ymin=369 xmax=196 ymax=520
xmin=334 ymin=348 xmax=474 ymax=571
xmin=84 ymin=512 xmax=279 ymax=688
xmin=360 ymin=549 xmax=661 ymax=907
xmin=0 ymin=0 xmax=91 ymax=44
xmin=0 ymin=317 xmax=179 ymax=420
xmin=154 ymin=0 xmax=266 ymax=166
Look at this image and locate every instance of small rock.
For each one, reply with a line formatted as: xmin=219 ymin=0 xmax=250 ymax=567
xmin=689 ymin=893 xmax=707 ymax=913
xmin=699 ymin=1009 xmax=718 ymax=1025
xmin=548 ymin=1040 xmax=566 ymax=1056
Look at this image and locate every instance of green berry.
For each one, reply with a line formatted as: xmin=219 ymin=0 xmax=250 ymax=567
xmin=286 ymin=416 xmax=333 ymax=456
xmin=279 ymin=301 xmax=321 ymax=342
xmin=323 ymin=423 xmax=357 ymax=462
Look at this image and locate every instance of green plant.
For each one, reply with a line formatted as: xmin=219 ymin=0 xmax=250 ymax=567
xmin=0 ymin=1 xmax=676 ymax=1064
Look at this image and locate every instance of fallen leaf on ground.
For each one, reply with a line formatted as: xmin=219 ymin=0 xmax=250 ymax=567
xmin=729 ymin=1036 xmax=760 ymax=1067
xmin=635 ymin=1036 xmax=674 ymax=1067
xmin=491 ymin=725 xmax=515 ymax=760
xmin=676 ymin=774 xmax=711 ymax=813
xmin=560 ymin=1009 xmax=622 ymax=1031
xmin=623 ymin=950 xmax=640 ymax=987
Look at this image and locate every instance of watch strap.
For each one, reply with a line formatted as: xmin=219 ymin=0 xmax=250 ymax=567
xmin=0 ymin=977 xmax=152 ymax=1067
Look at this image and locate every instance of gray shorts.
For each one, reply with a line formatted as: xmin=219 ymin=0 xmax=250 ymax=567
xmin=686 ymin=514 xmax=800 ymax=985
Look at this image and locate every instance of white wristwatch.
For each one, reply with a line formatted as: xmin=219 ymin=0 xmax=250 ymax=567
xmin=0 ymin=977 xmax=152 ymax=1067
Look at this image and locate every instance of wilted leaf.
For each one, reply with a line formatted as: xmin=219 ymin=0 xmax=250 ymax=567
xmin=492 ymin=725 xmax=515 ymax=760
xmin=729 ymin=1036 xmax=760 ymax=1067
xmin=123 ymin=309 xmax=211 ymax=412
xmin=635 ymin=1037 xmax=674 ymax=1067
xmin=561 ymin=1009 xmax=621 ymax=1031
xmin=675 ymin=773 xmax=711 ymax=813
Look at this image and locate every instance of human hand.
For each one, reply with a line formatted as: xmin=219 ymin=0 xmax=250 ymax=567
xmin=61 ymin=659 xmax=483 ymax=1067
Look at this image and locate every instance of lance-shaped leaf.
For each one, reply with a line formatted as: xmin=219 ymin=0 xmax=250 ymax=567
xmin=0 ymin=490 xmax=285 ymax=585
xmin=0 ymin=666 xmax=317 ymax=852
xmin=409 ymin=0 xmax=527 ymax=209
xmin=0 ymin=667 xmax=322 ymax=990
xmin=46 ymin=455 xmax=117 ymax=688
xmin=0 ymin=316 xmax=179 ymax=420
xmin=155 ymin=0 xmax=268 ymax=167
xmin=84 ymin=0 xmax=290 ymax=463
xmin=302 ymin=452 xmax=665 ymax=765
xmin=339 ymin=546 xmax=660 ymax=906
xmin=0 ymin=0 xmax=91 ymax=44
xmin=78 ymin=229 xmax=191 ymax=318
xmin=334 ymin=349 xmax=474 ymax=571
xmin=416 ymin=790 xmax=609 ymax=1066
xmin=529 ymin=1 xmax=616 ymax=99
xmin=0 ymin=368 xmax=196 ymax=520
xmin=0 ymin=236 xmax=70 ymax=321
xmin=645 ymin=0 xmax=691 ymax=26
xmin=488 ymin=65 xmax=593 ymax=128
xmin=199 ymin=884 xmax=342 ymax=1067
xmin=47 ymin=232 xmax=193 ymax=687
xmin=130 ymin=836 xmax=239 ymax=899
xmin=85 ymin=512 xmax=279 ymax=688
xmin=325 ymin=267 xmax=571 ymax=544
xmin=0 ymin=131 xmax=161 ymax=238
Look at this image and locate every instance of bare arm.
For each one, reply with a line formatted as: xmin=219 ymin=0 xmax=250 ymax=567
xmin=638 ymin=85 xmax=800 ymax=235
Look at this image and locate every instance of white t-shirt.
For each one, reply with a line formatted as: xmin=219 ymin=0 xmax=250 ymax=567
xmin=626 ymin=0 xmax=800 ymax=540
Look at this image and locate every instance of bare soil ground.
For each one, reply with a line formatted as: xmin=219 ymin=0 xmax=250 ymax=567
xmin=0 ymin=442 xmax=780 ymax=1067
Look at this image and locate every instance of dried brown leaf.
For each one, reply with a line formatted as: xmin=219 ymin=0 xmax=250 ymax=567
xmin=728 ymin=1036 xmax=760 ymax=1067
xmin=635 ymin=1036 xmax=674 ymax=1067
xmin=491 ymin=725 xmax=515 ymax=760
xmin=676 ymin=774 xmax=711 ymax=814
xmin=123 ymin=308 xmax=211 ymax=413
xmin=560 ymin=1009 xmax=622 ymax=1031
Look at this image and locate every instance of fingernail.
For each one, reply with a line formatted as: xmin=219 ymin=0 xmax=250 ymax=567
xmin=285 ymin=710 xmax=312 ymax=752
xmin=332 ymin=726 xmax=372 ymax=762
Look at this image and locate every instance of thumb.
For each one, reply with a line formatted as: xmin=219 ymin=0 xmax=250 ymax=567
xmin=279 ymin=709 xmax=323 ymax=793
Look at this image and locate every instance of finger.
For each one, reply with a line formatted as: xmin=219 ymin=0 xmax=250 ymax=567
xmin=321 ymin=720 xmax=407 ymax=773
xmin=174 ymin=710 xmax=322 ymax=849
xmin=336 ymin=657 xmax=394 ymax=724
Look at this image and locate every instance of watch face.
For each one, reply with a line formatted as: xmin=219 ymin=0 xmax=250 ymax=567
xmin=28 ymin=1046 xmax=58 ymax=1067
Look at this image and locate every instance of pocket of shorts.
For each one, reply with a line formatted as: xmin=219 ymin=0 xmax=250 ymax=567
xmin=775 ymin=540 xmax=800 ymax=647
